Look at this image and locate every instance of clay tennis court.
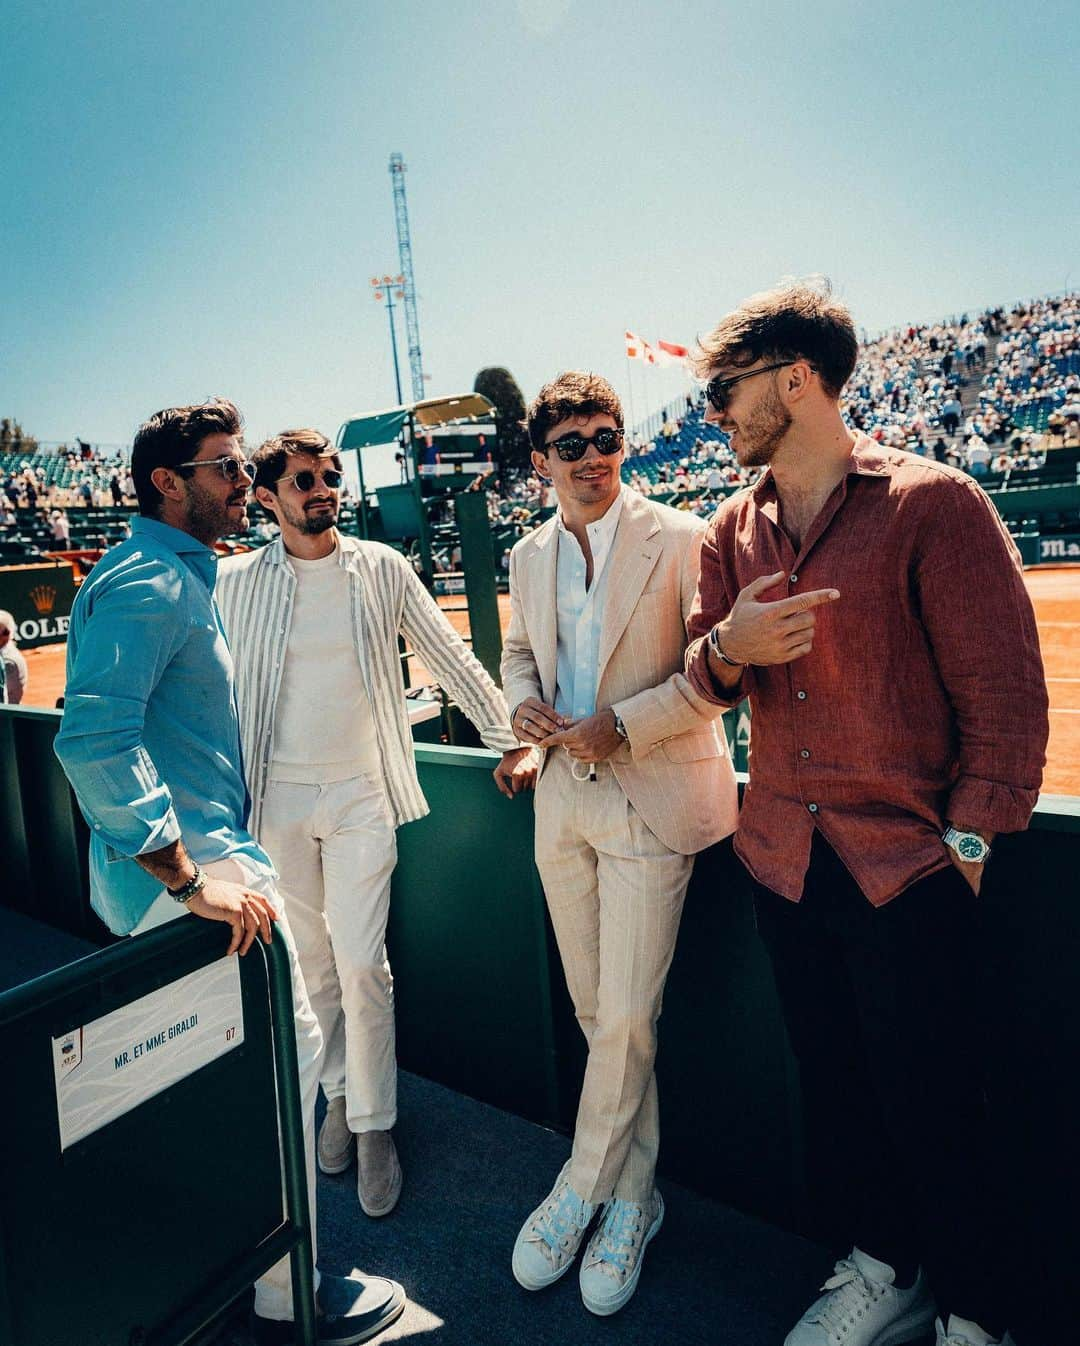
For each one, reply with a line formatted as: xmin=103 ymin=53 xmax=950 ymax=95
xmin=18 ymin=566 xmax=1080 ymax=797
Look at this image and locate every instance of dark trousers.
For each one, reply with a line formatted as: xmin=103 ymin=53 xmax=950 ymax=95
xmin=750 ymin=833 xmax=1006 ymax=1337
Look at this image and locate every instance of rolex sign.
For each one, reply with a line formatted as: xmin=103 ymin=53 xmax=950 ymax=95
xmin=0 ymin=562 xmax=77 ymax=648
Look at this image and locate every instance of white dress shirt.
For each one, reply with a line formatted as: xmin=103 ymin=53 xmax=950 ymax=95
xmin=554 ymin=488 xmax=625 ymax=719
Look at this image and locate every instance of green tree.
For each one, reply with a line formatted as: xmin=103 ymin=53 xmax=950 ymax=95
xmin=473 ymin=367 xmax=530 ymax=478
xmin=0 ymin=419 xmax=39 ymax=455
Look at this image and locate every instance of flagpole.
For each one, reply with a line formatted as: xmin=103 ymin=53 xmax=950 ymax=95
xmin=625 ymin=355 xmax=637 ymax=445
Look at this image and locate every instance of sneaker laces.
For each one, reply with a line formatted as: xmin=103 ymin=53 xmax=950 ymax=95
xmin=807 ymin=1257 xmax=888 ymax=1336
xmin=528 ymin=1180 xmax=593 ymax=1261
xmin=582 ymin=1198 xmax=645 ymax=1282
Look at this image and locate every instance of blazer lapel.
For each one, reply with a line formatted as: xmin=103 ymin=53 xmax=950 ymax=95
xmin=523 ymin=520 xmax=559 ymax=704
xmin=597 ymin=493 xmax=662 ymax=680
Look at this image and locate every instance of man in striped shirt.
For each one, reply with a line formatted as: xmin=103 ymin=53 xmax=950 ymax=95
xmin=217 ymin=428 xmax=532 ymax=1219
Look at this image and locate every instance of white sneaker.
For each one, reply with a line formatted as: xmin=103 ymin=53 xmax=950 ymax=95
xmin=579 ymin=1190 xmax=665 ymax=1317
xmin=511 ymin=1161 xmax=599 ymax=1291
xmin=935 ymin=1315 xmax=1015 ymax=1346
xmin=784 ymin=1248 xmax=936 ymax=1346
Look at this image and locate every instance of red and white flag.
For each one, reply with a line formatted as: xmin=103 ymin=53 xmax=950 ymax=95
xmin=656 ymin=339 xmax=689 ymax=366
xmin=625 ymin=330 xmax=644 ymax=360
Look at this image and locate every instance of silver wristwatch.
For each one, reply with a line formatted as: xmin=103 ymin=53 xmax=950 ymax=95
xmin=942 ymin=827 xmax=991 ymax=863
xmin=612 ymin=713 xmax=629 ymax=741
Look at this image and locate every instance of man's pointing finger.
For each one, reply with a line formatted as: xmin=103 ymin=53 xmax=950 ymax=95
xmin=777 ymin=588 xmax=840 ymax=615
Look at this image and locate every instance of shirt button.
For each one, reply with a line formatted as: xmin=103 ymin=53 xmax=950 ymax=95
xmin=789 ymin=573 xmax=798 ymax=584
xmin=93 ymin=823 xmax=101 ymax=830
xmin=797 ymin=690 xmax=807 ymax=701
xmin=808 ymin=803 xmax=819 ymax=814
xmin=800 ymin=749 xmax=811 ymax=759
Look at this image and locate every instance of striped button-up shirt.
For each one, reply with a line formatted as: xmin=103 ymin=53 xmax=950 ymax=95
xmin=216 ymin=532 xmax=518 ymax=837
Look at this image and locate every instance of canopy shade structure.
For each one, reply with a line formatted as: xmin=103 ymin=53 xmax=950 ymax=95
xmin=337 ymin=393 xmax=496 ymax=450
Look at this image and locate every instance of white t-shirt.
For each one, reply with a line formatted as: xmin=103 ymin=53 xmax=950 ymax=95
xmin=269 ymin=546 xmax=381 ymax=784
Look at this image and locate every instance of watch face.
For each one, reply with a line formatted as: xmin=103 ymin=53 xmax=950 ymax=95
xmin=957 ymin=835 xmax=984 ymax=861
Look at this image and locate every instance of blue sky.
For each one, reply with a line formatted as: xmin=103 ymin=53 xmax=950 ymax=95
xmin=3 ymin=0 xmax=1077 ymax=459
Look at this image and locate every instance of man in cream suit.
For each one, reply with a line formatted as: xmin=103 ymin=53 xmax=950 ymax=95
xmin=502 ymin=372 xmax=738 ymax=1316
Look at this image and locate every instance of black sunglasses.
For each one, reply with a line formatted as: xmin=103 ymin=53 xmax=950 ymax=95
xmin=278 ymin=466 xmax=344 ymax=492
xmin=174 ymin=454 xmax=256 ymax=482
xmin=546 ymin=427 xmax=624 ymax=462
xmin=705 ymin=362 xmax=813 ymax=414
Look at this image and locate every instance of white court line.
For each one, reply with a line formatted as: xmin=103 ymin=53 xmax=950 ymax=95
xmin=1049 ymin=708 xmax=1080 ymax=714
xmin=1047 ymin=677 xmax=1080 ymax=683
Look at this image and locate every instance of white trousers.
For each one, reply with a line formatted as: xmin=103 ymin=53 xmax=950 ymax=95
xmin=132 ymin=855 xmax=324 ymax=1322
xmin=260 ymin=775 xmax=399 ymax=1134
xmin=534 ymin=750 xmax=693 ymax=1205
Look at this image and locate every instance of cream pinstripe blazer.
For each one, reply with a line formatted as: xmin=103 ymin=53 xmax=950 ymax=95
xmin=501 ymin=488 xmax=738 ymax=856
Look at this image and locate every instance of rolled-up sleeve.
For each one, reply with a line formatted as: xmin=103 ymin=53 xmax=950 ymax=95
xmin=914 ymin=478 xmax=1048 ymax=833
xmin=54 ymin=561 xmax=187 ymax=856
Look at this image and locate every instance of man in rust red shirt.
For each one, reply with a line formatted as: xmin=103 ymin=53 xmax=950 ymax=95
xmin=685 ymin=281 xmax=1047 ymax=1346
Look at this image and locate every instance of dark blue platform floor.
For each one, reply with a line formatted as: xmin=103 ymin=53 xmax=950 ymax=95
xmin=221 ymin=1070 xmax=838 ymax=1346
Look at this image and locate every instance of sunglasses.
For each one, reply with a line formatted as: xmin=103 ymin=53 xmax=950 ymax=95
xmin=705 ymin=362 xmax=811 ymax=414
xmin=175 ymin=454 xmax=256 ymax=482
xmin=278 ymin=466 xmax=344 ymax=492
xmin=546 ymin=427 xmax=624 ymax=462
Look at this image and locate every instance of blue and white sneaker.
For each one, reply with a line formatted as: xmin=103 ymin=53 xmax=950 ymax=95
xmin=512 ymin=1160 xmax=599 ymax=1291
xmin=579 ymin=1190 xmax=664 ymax=1316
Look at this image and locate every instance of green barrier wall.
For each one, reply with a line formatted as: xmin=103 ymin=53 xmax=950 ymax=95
xmin=3 ymin=708 xmax=1077 ymax=1337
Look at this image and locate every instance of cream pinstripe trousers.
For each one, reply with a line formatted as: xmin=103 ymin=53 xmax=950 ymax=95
xmin=534 ymin=748 xmax=693 ymax=1204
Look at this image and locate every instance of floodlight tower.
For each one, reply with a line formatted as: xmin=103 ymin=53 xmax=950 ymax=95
xmin=389 ymin=153 xmax=426 ymax=402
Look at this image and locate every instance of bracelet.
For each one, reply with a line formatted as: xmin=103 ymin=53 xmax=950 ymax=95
xmin=168 ymin=865 xmax=207 ymax=904
xmin=708 ymin=624 xmax=745 ymax=668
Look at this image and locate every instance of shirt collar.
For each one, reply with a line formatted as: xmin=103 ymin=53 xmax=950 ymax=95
xmin=130 ymin=516 xmax=219 ymax=586
xmin=130 ymin=515 xmax=219 ymax=556
xmin=556 ymin=484 xmax=626 ymax=545
xmin=751 ymin=432 xmax=891 ymax=507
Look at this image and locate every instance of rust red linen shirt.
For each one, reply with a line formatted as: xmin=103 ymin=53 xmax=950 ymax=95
xmin=685 ymin=437 xmax=1048 ymax=905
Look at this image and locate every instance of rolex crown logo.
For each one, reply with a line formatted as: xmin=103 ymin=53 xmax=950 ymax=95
xmin=29 ymin=584 xmax=57 ymax=615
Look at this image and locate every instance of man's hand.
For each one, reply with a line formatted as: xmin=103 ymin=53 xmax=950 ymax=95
xmin=712 ymin=571 xmax=840 ymax=667
xmin=944 ymin=826 xmax=994 ymax=896
xmin=946 ymin=852 xmax=985 ymax=896
xmin=512 ymin=697 xmax=565 ymax=744
xmin=185 ymin=878 xmax=278 ymax=956
xmin=539 ymin=709 xmax=623 ymax=763
xmin=493 ymin=747 xmax=539 ymax=797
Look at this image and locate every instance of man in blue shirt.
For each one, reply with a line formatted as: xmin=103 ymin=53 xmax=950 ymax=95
xmin=55 ymin=398 xmax=405 ymax=1346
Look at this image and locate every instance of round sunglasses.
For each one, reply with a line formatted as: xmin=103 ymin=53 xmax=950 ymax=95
xmin=278 ymin=466 xmax=344 ymax=492
xmin=545 ymin=427 xmax=625 ymax=462
xmin=174 ymin=454 xmax=256 ymax=482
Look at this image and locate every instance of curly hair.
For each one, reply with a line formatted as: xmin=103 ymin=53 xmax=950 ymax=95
xmin=526 ymin=372 xmax=623 ymax=453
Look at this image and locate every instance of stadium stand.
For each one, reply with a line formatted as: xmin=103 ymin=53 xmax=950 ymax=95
xmin=3 ymin=293 xmax=1078 ymax=574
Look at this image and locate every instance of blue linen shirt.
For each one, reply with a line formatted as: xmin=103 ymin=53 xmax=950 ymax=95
xmin=54 ymin=516 xmax=272 ymax=935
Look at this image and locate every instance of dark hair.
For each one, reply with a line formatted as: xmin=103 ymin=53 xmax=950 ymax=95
xmin=251 ymin=428 xmax=335 ymax=494
xmin=526 ymin=372 xmax=623 ymax=453
xmin=131 ymin=398 xmax=243 ymax=516
xmin=693 ymin=278 xmax=859 ymax=399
